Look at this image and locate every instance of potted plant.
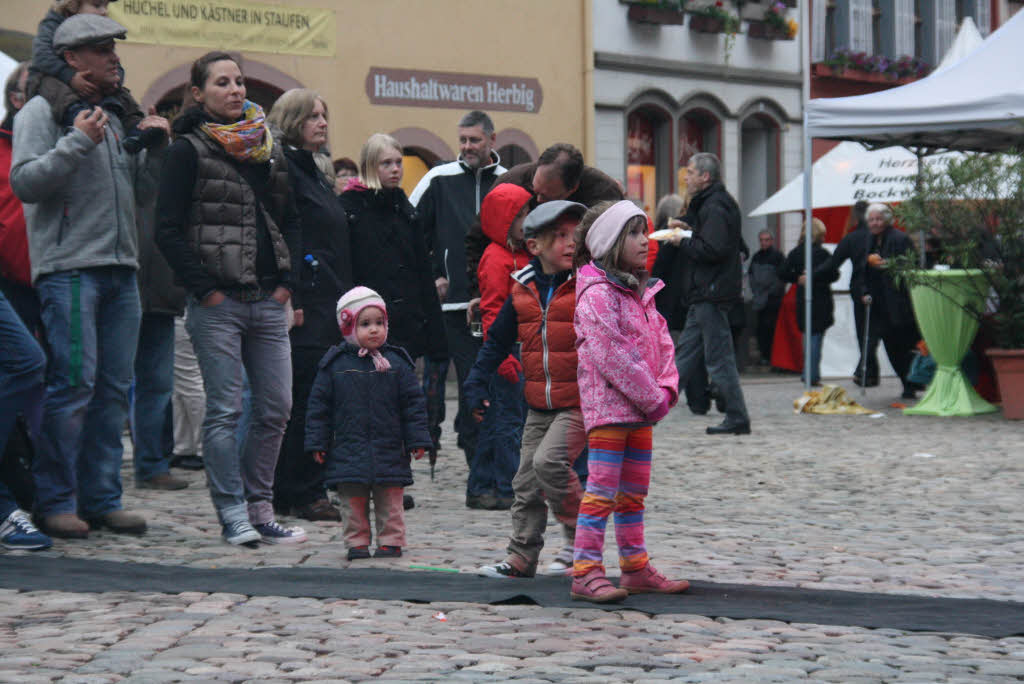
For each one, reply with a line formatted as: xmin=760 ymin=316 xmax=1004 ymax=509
xmin=623 ymin=0 xmax=687 ymax=25
xmin=688 ymin=1 xmax=740 ymax=35
xmin=888 ymin=152 xmax=1024 ymax=418
xmin=748 ymin=1 xmax=798 ymax=40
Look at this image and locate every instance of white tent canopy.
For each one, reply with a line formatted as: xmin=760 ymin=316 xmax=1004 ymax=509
xmin=749 ymin=142 xmax=964 ymax=216
xmin=931 ymin=16 xmax=984 ymax=75
xmin=805 ymin=10 xmax=1024 ymax=152
xmin=0 ymin=50 xmax=17 ymax=122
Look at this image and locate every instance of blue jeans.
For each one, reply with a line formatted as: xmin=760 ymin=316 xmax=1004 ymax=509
xmin=675 ymin=302 xmax=750 ymax=424
xmin=467 ymin=366 xmax=526 ymax=499
xmin=33 ymin=267 xmax=141 ymax=518
xmin=0 ymin=291 xmax=47 ymax=520
xmin=131 ymin=313 xmax=175 ymax=482
xmin=806 ymin=332 xmax=824 ymax=385
xmin=186 ymin=296 xmax=291 ymax=526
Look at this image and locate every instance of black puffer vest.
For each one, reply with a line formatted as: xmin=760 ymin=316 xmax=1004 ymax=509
xmin=182 ymin=131 xmax=291 ymax=287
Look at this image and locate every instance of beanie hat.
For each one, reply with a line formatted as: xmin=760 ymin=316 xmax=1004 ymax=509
xmin=336 ymin=286 xmax=390 ymax=371
xmin=586 ymin=200 xmax=646 ymax=260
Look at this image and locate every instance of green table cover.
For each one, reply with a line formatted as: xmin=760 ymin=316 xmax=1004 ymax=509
xmin=904 ymin=269 xmax=997 ymax=416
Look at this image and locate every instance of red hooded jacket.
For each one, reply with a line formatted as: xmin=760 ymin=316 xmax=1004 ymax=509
xmin=477 ymin=183 xmax=532 ymax=336
xmin=0 ymin=126 xmax=30 ymax=286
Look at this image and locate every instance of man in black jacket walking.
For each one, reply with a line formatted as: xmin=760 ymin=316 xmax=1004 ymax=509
xmin=664 ymin=153 xmax=751 ymax=435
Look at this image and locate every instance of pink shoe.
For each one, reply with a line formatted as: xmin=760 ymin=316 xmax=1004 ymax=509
xmin=570 ymin=568 xmax=628 ymax=603
xmin=620 ymin=563 xmax=690 ymax=594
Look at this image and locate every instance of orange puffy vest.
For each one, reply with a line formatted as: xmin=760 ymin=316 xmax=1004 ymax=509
xmin=510 ymin=265 xmax=579 ymax=410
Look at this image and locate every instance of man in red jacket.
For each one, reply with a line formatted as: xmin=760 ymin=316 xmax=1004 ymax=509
xmin=0 ymin=62 xmax=36 ymax=331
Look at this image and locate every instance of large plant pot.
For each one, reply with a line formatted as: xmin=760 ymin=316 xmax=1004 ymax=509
xmin=987 ymin=348 xmax=1024 ymax=419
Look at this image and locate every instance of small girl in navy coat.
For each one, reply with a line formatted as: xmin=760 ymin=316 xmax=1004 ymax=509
xmin=305 ymin=287 xmax=431 ymax=560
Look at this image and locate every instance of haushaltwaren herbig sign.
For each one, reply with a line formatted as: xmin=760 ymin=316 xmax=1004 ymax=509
xmin=109 ymin=0 xmax=336 ymax=57
xmin=366 ymin=67 xmax=543 ymax=114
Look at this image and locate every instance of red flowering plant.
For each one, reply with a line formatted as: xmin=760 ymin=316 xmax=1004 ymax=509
xmin=691 ymin=0 xmax=740 ymax=34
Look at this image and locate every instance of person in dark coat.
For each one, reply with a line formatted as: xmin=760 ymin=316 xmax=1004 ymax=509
xmin=660 ymin=153 xmax=751 ymax=435
xmin=267 ymin=89 xmax=353 ymax=522
xmin=305 ymin=287 xmax=431 ymax=561
xmin=814 ymin=200 xmax=878 ymax=385
xmin=341 ymin=133 xmax=446 ymax=363
xmin=748 ymin=230 xmax=786 ymax=366
xmin=854 ymin=203 xmax=919 ymax=399
xmin=778 ymin=219 xmax=840 ymax=386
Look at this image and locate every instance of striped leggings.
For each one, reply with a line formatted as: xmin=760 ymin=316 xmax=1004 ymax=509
xmin=572 ymin=425 xmax=652 ymax=577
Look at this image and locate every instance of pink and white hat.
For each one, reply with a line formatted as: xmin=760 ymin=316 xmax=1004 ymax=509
xmin=336 ymin=286 xmax=388 ymax=346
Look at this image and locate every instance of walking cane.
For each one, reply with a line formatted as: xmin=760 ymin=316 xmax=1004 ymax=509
xmin=861 ymin=296 xmax=872 ymax=396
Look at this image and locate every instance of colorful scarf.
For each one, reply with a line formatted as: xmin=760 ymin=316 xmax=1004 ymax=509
xmin=199 ymin=100 xmax=273 ymax=163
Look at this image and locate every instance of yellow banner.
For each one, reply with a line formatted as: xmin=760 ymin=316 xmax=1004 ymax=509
xmin=109 ymin=0 xmax=335 ymax=57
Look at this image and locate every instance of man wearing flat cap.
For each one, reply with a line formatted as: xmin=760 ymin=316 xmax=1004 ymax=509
xmin=10 ymin=14 xmax=170 ymax=540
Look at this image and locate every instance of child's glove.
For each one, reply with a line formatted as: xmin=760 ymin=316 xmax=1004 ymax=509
xmin=471 ymin=399 xmax=490 ymax=423
xmin=497 ymin=355 xmax=522 ymax=383
xmin=411 ymin=448 xmax=425 ymax=460
xmin=310 ymin=451 xmax=326 ymax=464
xmin=646 ymin=390 xmax=672 ymax=424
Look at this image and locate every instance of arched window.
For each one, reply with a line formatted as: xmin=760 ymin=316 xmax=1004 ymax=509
xmin=739 ymin=112 xmax=782 ymax=250
xmin=626 ymin=103 xmax=672 ymax=215
xmin=677 ymin=107 xmax=722 ymax=196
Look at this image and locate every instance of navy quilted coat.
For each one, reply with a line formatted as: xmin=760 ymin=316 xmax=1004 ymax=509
xmin=304 ymin=342 xmax=431 ymax=487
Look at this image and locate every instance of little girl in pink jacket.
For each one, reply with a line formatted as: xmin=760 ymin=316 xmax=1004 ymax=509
xmin=570 ymin=200 xmax=689 ymax=603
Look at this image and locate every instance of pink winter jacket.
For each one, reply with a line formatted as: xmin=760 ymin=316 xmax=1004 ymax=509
xmin=574 ymin=262 xmax=679 ymax=433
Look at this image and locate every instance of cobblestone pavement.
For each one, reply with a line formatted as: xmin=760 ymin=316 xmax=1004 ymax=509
xmin=2 ymin=375 xmax=1023 ymax=682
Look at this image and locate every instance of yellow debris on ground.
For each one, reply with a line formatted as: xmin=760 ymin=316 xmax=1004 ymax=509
xmin=794 ymin=384 xmax=875 ymax=415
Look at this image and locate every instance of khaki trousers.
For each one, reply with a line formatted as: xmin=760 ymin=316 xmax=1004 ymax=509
xmin=338 ymin=484 xmax=406 ymax=548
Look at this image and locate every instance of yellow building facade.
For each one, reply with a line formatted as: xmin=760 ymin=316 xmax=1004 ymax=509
xmin=2 ymin=0 xmax=593 ymax=190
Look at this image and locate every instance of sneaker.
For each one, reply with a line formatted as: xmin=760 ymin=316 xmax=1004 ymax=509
xmin=347 ymin=545 xmax=371 ymax=560
xmin=570 ymin=568 xmax=628 ymax=603
xmin=374 ymin=545 xmax=402 ymax=558
xmin=222 ymin=520 xmax=261 ymax=545
xmin=1 ymin=510 xmax=52 ymax=551
xmin=254 ymin=520 xmax=307 ymax=544
xmin=478 ymin=560 xmax=534 ymax=579
xmin=619 ymin=563 xmax=690 ymax=594
xmin=544 ymin=545 xmax=575 ymax=576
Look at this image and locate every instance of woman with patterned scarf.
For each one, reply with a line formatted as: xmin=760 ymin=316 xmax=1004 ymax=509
xmin=155 ymin=51 xmax=306 ymax=547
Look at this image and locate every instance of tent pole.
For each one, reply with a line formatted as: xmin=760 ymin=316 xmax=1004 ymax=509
xmin=915 ymin=148 xmax=926 ymax=267
xmin=801 ymin=0 xmax=813 ymax=391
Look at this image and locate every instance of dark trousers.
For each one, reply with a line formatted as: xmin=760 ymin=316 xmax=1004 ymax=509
xmin=466 ymin=365 xmax=525 ymax=499
xmin=273 ymin=345 xmax=329 ymax=511
xmin=675 ymin=302 xmax=750 ymax=425
xmin=866 ymin=314 xmax=917 ymax=393
xmin=755 ymin=301 xmax=780 ymax=364
xmin=853 ymin=294 xmax=880 ymax=382
xmin=131 ymin=313 xmax=175 ymax=482
xmin=443 ymin=310 xmax=482 ymax=463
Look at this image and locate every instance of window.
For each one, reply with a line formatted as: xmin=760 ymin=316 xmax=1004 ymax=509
xmin=914 ymin=0 xmax=923 ymax=58
xmin=871 ymin=0 xmax=882 ymax=52
xmin=626 ymin=105 xmax=672 ymax=215
xmin=824 ymin=0 xmax=837 ymax=56
xmin=677 ymin=109 xmax=721 ymax=196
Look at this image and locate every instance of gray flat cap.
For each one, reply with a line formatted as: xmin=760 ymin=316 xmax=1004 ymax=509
xmin=53 ymin=14 xmax=127 ymax=53
xmin=523 ymin=200 xmax=587 ymax=239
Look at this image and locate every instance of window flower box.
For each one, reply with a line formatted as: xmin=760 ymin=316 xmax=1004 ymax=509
xmin=627 ymin=4 xmax=685 ymax=24
xmin=689 ymin=13 xmax=726 ymax=32
xmin=747 ymin=20 xmax=794 ymax=40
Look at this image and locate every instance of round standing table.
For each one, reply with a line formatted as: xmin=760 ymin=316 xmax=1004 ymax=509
xmin=904 ymin=269 xmax=997 ymax=416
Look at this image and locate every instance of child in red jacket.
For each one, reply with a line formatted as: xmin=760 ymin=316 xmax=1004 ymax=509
xmin=464 ymin=183 xmax=532 ymax=510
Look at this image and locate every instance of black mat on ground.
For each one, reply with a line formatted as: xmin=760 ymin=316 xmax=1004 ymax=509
xmin=1 ymin=556 xmax=1022 ymax=638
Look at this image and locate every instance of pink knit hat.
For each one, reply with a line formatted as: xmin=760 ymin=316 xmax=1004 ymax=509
xmin=336 ymin=286 xmax=391 ymax=371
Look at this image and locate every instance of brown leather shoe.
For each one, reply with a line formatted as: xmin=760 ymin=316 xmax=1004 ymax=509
xmin=137 ymin=473 xmax=189 ymax=490
xmin=294 ymin=498 xmax=341 ymax=522
xmin=39 ymin=513 xmax=89 ymax=539
xmin=87 ymin=510 xmax=147 ymax=535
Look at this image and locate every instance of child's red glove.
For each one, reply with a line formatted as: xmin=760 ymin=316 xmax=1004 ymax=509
xmin=411 ymin=448 xmax=425 ymax=460
xmin=311 ymin=451 xmax=326 ymax=464
xmin=497 ymin=355 xmax=522 ymax=383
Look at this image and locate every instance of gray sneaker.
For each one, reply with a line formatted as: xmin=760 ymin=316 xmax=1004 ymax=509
xmin=222 ymin=520 xmax=260 ymax=545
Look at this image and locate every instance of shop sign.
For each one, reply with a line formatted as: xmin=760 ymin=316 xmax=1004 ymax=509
xmin=109 ymin=0 xmax=336 ymax=57
xmin=366 ymin=68 xmax=542 ymax=113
